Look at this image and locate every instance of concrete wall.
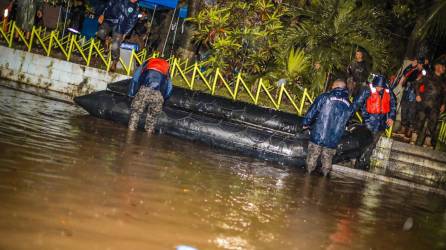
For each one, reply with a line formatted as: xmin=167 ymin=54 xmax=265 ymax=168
xmin=0 ymin=46 xmax=130 ymax=98
xmin=372 ymin=138 xmax=446 ymax=187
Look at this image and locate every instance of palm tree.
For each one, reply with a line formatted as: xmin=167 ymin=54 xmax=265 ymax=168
xmin=406 ymin=0 xmax=446 ymax=57
xmin=177 ymin=0 xmax=204 ymax=60
xmin=285 ymin=0 xmax=391 ymax=89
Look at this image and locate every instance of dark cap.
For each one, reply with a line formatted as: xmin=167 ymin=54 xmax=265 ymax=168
xmin=371 ymin=74 xmax=387 ymax=87
xmin=417 ymin=56 xmax=425 ymax=64
xmin=433 ymin=60 xmax=445 ymax=66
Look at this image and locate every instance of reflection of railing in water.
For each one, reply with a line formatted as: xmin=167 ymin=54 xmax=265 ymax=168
xmin=1 ymin=21 xmax=424 ymax=140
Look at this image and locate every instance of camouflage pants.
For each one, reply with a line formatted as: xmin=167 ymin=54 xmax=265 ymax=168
xmin=306 ymin=142 xmax=336 ymax=176
xmin=128 ymin=86 xmax=163 ymax=133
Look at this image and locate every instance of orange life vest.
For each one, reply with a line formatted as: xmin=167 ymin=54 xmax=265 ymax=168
xmin=366 ymin=84 xmax=391 ymax=114
xmin=145 ymin=58 xmax=170 ymax=76
xmin=419 ymin=83 xmax=425 ymax=93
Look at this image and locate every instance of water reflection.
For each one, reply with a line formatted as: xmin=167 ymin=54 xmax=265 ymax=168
xmin=0 ymin=85 xmax=446 ymax=250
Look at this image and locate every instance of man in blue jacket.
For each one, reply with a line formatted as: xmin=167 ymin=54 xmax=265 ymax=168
xmin=352 ymin=74 xmax=397 ymax=169
xmin=97 ymin=0 xmax=139 ymax=72
xmin=303 ymin=79 xmax=353 ymax=176
xmin=128 ymin=58 xmax=173 ymax=133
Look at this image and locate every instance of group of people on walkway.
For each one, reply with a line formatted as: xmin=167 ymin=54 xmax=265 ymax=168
xmin=394 ymin=58 xmax=446 ymax=147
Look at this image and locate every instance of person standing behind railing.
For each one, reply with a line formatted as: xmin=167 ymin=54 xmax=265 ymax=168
xmin=303 ymin=79 xmax=353 ymax=177
xmin=411 ymin=60 xmax=446 ymax=148
xmin=352 ymin=75 xmax=397 ymax=170
xmin=347 ymin=49 xmax=370 ymax=97
xmin=15 ymin=0 xmax=42 ymax=40
xmin=96 ymin=0 xmax=139 ymax=72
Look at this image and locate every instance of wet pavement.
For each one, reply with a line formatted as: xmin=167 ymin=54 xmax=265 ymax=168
xmin=0 ymin=85 xmax=446 ymax=250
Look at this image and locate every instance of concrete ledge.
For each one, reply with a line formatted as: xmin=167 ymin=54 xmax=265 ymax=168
xmin=332 ymin=164 xmax=446 ymax=196
xmin=0 ymin=46 xmax=130 ymax=98
xmin=392 ymin=140 xmax=446 ymax=163
xmin=387 ymin=159 xmax=446 ymax=186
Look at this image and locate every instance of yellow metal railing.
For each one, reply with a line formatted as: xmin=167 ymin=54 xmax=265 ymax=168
xmin=169 ymin=58 xmax=314 ymax=115
xmin=438 ymin=115 xmax=446 ymax=144
xmin=0 ymin=21 xmax=410 ymax=139
xmin=0 ymin=21 xmax=136 ymax=74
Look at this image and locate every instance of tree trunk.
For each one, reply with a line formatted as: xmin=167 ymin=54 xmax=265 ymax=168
xmin=156 ymin=9 xmax=175 ymax=54
xmin=176 ymin=0 xmax=202 ymax=60
xmin=405 ymin=13 xmax=426 ymax=58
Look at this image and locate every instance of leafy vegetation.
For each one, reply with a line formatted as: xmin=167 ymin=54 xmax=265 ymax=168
xmin=186 ymin=0 xmax=445 ymax=96
xmin=188 ymin=0 xmax=392 ymax=94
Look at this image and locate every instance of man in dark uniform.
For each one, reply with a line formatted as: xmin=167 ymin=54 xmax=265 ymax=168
xmin=411 ymin=61 xmax=446 ymax=147
xmin=127 ymin=58 xmax=173 ymax=133
xmin=303 ymin=80 xmax=353 ymax=176
xmin=352 ymin=75 xmax=397 ymax=169
xmin=394 ymin=57 xmax=425 ymax=139
xmin=347 ymin=50 xmax=370 ymax=97
xmin=97 ymin=0 xmax=139 ymax=72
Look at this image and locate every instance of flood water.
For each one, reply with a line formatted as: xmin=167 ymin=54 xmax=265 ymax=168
xmin=0 ymin=85 xmax=446 ymax=250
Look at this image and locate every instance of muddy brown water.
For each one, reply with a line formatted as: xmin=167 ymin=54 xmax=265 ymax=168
xmin=0 ymin=85 xmax=446 ymax=250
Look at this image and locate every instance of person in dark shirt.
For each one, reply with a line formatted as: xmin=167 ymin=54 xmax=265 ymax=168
xmin=394 ymin=57 xmax=425 ymax=139
xmin=96 ymin=0 xmax=139 ymax=72
xmin=347 ymin=50 xmax=370 ymax=97
xmin=411 ymin=61 xmax=446 ymax=148
xmin=70 ymin=0 xmax=86 ymax=32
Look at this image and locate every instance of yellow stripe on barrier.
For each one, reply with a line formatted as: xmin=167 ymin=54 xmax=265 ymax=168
xmin=439 ymin=121 xmax=446 ymax=144
xmin=0 ymin=21 xmax=10 ymax=43
xmin=282 ymin=87 xmax=302 ymax=115
xmin=235 ymin=73 xmax=256 ymax=103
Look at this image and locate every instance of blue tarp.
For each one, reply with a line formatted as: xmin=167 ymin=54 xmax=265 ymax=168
xmin=179 ymin=6 xmax=188 ymax=18
xmin=139 ymin=0 xmax=179 ymax=9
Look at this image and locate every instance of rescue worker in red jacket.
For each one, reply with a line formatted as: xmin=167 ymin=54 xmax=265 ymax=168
xmin=127 ymin=58 xmax=173 ymax=133
xmin=411 ymin=60 xmax=446 ymax=147
xmin=352 ymin=75 xmax=397 ymax=169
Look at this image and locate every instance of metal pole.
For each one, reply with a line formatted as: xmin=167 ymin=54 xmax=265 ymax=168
xmin=143 ymin=5 xmax=157 ymax=49
xmin=161 ymin=7 xmax=177 ymax=57
xmin=169 ymin=15 xmax=181 ymax=57
xmin=56 ymin=1 xmax=62 ymax=30
xmin=61 ymin=0 xmax=71 ymax=38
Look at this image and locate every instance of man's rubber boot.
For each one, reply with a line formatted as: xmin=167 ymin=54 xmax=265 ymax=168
xmin=423 ymin=136 xmax=433 ymax=149
xmin=410 ymin=133 xmax=418 ymax=145
xmin=395 ymin=126 xmax=407 ymax=136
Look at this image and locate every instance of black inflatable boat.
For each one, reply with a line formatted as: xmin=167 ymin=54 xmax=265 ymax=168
xmin=74 ymin=80 xmax=372 ymax=167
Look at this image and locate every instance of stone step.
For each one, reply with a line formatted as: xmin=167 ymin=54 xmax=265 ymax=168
xmin=386 ymin=158 xmax=446 ymax=187
xmin=371 ymin=138 xmax=446 ymax=189
xmin=391 ymin=140 xmax=446 ymax=163
xmin=389 ymin=149 xmax=446 ymax=173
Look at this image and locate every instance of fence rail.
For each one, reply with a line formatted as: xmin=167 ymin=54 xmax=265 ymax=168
xmin=438 ymin=115 xmax=446 ymax=145
xmin=5 ymin=21 xmax=445 ymax=141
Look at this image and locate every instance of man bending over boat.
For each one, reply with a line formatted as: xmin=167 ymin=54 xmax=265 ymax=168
xmin=127 ymin=58 xmax=173 ymax=133
xmin=303 ymin=79 xmax=353 ymax=176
